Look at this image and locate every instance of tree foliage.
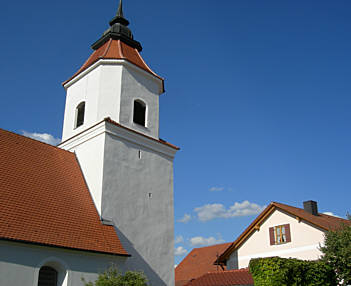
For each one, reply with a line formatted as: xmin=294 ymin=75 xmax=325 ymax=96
xmin=249 ymin=257 xmax=336 ymax=286
xmin=320 ymin=223 xmax=351 ymax=285
xmin=83 ymin=266 xmax=148 ymax=286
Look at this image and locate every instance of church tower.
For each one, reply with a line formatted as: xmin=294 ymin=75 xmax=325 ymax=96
xmin=59 ymin=2 xmax=179 ymax=285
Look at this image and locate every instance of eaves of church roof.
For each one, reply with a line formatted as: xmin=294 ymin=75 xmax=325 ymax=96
xmin=0 ymin=128 xmax=129 ymax=256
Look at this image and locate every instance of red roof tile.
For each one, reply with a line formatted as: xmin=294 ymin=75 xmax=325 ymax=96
xmin=218 ymin=201 xmax=351 ymax=263
xmin=183 ymin=269 xmax=254 ymax=286
xmin=175 ymin=243 xmax=232 ymax=286
xmin=63 ymin=39 xmax=163 ymax=87
xmin=0 ymin=129 xmax=128 ymax=256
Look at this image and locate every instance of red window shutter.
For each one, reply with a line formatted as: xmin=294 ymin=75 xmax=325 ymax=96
xmin=284 ymin=224 xmax=291 ymax=243
xmin=269 ymin=227 xmax=275 ymax=245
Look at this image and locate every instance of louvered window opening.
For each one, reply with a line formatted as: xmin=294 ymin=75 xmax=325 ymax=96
xmin=38 ymin=266 xmax=57 ymax=286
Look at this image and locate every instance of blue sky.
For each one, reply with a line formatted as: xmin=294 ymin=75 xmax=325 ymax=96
xmin=1 ymin=0 xmax=350 ymax=265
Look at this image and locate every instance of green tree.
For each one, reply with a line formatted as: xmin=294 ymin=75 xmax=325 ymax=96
xmin=320 ymin=223 xmax=351 ymax=285
xmin=83 ymin=266 xmax=148 ymax=286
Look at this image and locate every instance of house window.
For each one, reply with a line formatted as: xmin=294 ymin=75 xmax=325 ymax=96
xmin=75 ymin=102 xmax=85 ymax=128
xmin=38 ymin=266 xmax=58 ymax=286
xmin=269 ymin=224 xmax=291 ymax=245
xmin=133 ymin=100 xmax=146 ymax=127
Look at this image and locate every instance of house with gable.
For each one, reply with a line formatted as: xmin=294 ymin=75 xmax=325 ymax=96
xmin=176 ymin=200 xmax=350 ymax=286
xmin=0 ymin=1 xmax=179 ymax=286
xmin=218 ymin=200 xmax=351 ymax=270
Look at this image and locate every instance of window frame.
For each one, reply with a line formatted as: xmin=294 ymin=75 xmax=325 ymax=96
xmin=38 ymin=266 xmax=58 ymax=286
xmin=269 ymin=224 xmax=291 ymax=245
xmin=74 ymin=102 xmax=85 ymax=129
xmin=34 ymin=257 xmax=68 ymax=286
xmin=133 ymin=99 xmax=147 ymax=127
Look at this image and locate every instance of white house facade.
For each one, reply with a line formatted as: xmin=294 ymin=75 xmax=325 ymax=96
xmin=218 ymin=201 xmax=350 ymax=270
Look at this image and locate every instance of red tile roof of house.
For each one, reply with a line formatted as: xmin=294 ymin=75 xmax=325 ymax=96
xmin=183 ymin=269 xmax=254 ymax=286
xmin=175 ymin=243 xmax=232 ymax=286
xmin=0 ymin=129 xmax=128 ymax=256
xmin=63 ymin=39 xmax=164 ymax=88
xmin=218 ymin=201 xmax=351 ymax=263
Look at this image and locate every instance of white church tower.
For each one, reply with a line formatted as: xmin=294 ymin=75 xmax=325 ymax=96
xmin=59 ymin=2 xmax=179 ymax=285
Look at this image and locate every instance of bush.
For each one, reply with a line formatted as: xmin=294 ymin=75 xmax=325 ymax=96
xmin=320 ymin=223 xmax=351 ymax=285
xmin=83 ymin=266 xmax=148 ymax=286
xmin=249 ymin=257 xmax=336 ymax=286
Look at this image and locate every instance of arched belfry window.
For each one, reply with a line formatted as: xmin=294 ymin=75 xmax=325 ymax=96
xmin=75 ymin=102 xmax=85 ymax=128
xmin=133 ymin=100 xmax=146 ymax=127
xmin=38 ymin=266 xmax=58 ymax=286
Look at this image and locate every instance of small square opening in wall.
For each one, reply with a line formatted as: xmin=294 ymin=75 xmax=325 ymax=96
xmin=148 ymin=193 xmax=153 ymax=199
xmin=138 ymin=150 xmax=142 ymax=159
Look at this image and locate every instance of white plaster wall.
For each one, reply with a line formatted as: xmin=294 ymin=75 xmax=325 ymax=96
xmin=119 ymin=66 xmax=160 ymax=139
xmin=101 ymin=131 xmax=175 ymax=286
xmin=97 ymin=64 xmax=122 ymax=123
xmin=62 ymin=66 xmax=102 ymax=141
xmin=59 ymin=123 xmax=106 ymax=215
xmin=62 ymin=60 xmax=162 ymax=142
xmin=227 ymin=210 xmax=326 ymax=269
xmin=0 ymin=240 xmax=127 ymax=286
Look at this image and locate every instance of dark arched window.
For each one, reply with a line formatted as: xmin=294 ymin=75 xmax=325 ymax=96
xmin=38 ymin=266 xmax=57 ymax=286
xmin=133 ymin=100 xmax=146 ymax=127
xmin=75 ymin=102 xmax=85 ymax=128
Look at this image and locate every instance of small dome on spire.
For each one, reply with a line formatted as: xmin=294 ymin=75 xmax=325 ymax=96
xmin=91 ymin=0 xmax=142 ymax=51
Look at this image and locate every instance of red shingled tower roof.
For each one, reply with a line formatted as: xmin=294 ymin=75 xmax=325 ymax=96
xmin=63 ymin=0 xmax=163 ymax=89
xmin=0 ymin=129 xmax=128 ymax=256
xmin=64 ymin=39 xmax=163 ymax=86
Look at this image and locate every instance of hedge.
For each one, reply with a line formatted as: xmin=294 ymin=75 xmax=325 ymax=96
xmin=249 ymin=257 xmax=336 ymax=286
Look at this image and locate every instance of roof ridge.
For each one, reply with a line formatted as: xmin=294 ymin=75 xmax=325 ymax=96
xmin=118 ymin=39 xmax=125 ymax=58
xmin=274 ymin=201 xmax=349 ymax=222
xmin=193 ymin=242 xmax=231 ymax=250
xmin=0 ymin=128 xmax=71 ymax=154
xmin=101 ymin=38 xmax=113 ymax=58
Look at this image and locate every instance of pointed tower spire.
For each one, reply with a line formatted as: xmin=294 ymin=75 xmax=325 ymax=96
xmin=117 ymin=0 xmax=124 ymax=18
xmin=110 ymin=0 xmax=129 ymax=26
xmin=91 ymin=0 xmax=142 ymax=51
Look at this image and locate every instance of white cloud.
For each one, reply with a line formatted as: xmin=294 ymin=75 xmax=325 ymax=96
xmin=174 ymin=246 xmax=187 ymax=256
xmin=177 ymin=214 xmax=191 ymax=223
xmin=175 ymin=235 xmax=184 ymax=244
xmin=22 ymin=131 xmax=61 ymax=146
xmin=194 ymin=200 xmax=266 ymax=222
xmin=209 ymin=187 xmax=224 ymax=192
xmin=189 ymin=236 xmax=225 ymax=247
xmin=323 ymin=212 xmax=342 ymax=218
